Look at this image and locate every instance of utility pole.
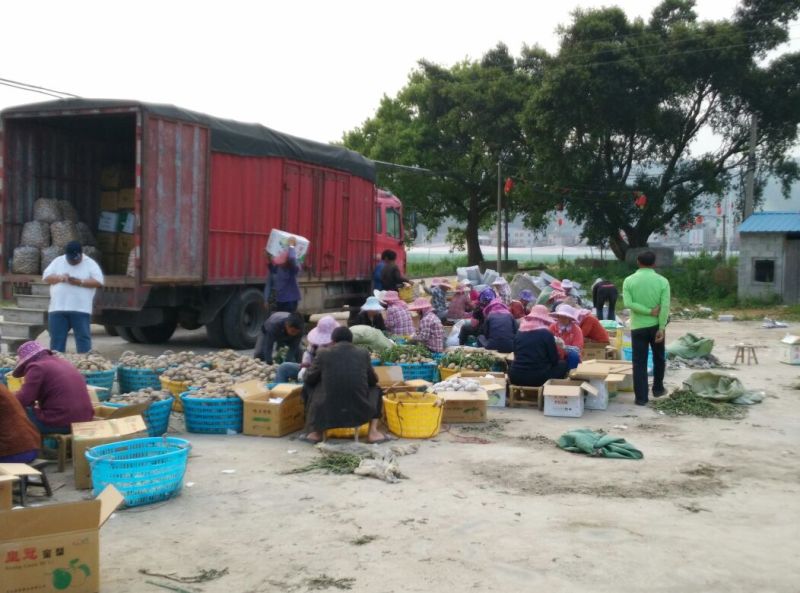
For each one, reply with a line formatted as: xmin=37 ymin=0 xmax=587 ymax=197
xmin=721 ymin=197 xmax=728 ymax=261
xmin=504 ymin=202 xmax=509 ymax=261
xmin=496 ymin=161 xmax=502 ymax=275
xmin=744 ymin=114 xmax=758 ymax=220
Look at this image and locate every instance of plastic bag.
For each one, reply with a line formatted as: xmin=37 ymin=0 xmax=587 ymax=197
xmin=33 ymin=198 xmax=61 ymax=223
xmin=40 ymin=245 xmax=64 ymax=270
xmin=12 ymin=246 xmax=40 ymax=274
xmin=76 ymin=222 xmax=96 ymax=246
xmin=457 ymin=265 xmax=482 ymax=285
xmin=481 ymin=268 xmax=499 ymax=286
xmin=20 ymin=221 xmax=51 ymax=248
xmin=350 ymin=325 xmax=395 ymax=352
xmin=58 ymin=200 xmax=79 ymax=222
xmin=446 ymin=320 xmax=465 ymax=347
xmin=50 ymin=221 xmax=79 ymax=248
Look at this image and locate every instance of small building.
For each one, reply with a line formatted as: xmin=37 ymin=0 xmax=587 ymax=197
xmin=738 ymin=212 xmax=800 ymax=304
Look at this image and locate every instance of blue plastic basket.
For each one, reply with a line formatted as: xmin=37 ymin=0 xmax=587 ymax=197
xmin=82 ymin=368 xmax=116 ymax=395
xmin=0 ymin=368 xmax=11 ymax=386
xmin=118 ymin=366 xmax=165 ymax=394
xmin=85 ymin=437 xmax=191 ymax=507
xmin=396 ymin=362 xmax=439 ymax=382
xmin=180 ymin=392 xmax=243 ymax=434
xmin=104 ymin=397 xmax=174 ymax=437
xmin=622 ymin=347 xmax=663 ymax=375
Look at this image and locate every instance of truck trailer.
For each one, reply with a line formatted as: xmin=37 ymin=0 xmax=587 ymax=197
xmin=0 ymin=98 xmax=405 ymax=349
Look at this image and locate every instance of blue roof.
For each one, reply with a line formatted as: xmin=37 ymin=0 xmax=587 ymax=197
xmin=739 ymin=211 xmax=800 ymax=233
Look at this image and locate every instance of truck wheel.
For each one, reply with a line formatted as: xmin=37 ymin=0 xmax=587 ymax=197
xmin=115 ymin=326 xmax=140 ymax=343
xmin=104 ymin=325 xmax=119 ymax=337
xmin=205 ymin=312 xmax=229 ymax=348
xmin=131 ymin=319 xmax=178 ymax=344
xmin=222 ymin=288 xmax=265 ymax=350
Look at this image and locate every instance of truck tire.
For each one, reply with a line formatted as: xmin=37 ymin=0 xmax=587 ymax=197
xmin=115 ymin=326 xmax=140 ymax=343
xmin=205 ymin=312 xmax=229 ymax=348
xmin=131 ymin=319 xmax=178 ymax=344
xmin=222 ymin=288 xmax=265 ymax=350
xmin=104 ymin=325 xmax=119 ymax=337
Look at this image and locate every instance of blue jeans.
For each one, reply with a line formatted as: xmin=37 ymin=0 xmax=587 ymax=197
xmin=49 ymin=311 xmax=92 ymax=353
xmin=26 ymin=407 xmax=70 ymax=434
xmin=276 ymin=362 xmax=301 ymax=383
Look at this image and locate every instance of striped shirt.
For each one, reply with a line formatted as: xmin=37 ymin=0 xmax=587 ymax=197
xmin=415 ymin=310 xmax=444 ymax=352
xmin=386 ymin=302 xmax=414 ymax=336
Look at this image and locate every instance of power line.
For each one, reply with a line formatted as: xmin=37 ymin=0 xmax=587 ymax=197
xmin=0 ymin=77 xmax=79 ymax=99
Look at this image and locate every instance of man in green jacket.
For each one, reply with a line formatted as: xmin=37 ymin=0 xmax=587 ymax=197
xmin=622 ymin=251 xmax=670 ymax=405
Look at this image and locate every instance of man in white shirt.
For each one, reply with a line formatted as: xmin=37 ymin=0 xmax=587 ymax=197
xmin=42 ymin=241 xmax=104 ymax=352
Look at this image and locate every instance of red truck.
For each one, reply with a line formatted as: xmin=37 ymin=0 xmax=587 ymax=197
xmin=0 ymin=99 xmax=406 ymax=349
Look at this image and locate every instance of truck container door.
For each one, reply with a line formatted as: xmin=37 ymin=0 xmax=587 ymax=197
xmin=142 ymin=115 xmax=209 ymax=282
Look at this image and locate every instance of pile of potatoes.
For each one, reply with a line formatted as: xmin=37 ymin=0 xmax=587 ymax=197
xmin=118 ymin=352 xmax=170 ymax=371
xmin=161 ymin=350 xmax=211 ymax=367
xmin=209 ymin=352 xmax=277 ymax=382
xmin=62 ymin=352 xmax=114 ymax=372
xmin=0 ymin=354 xmax=17 ymax=368
xmin=184 ymin=382 xmax=239 ymax=399
xmin=109 ymin=388 xmax=171 ymax=405
xmin=160 ymin=365 xmax=213 ymax=385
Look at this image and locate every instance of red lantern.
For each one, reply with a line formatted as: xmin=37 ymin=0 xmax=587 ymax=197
xmin=634 ymin=193 xmax=648 ymax=209
xmin=716 ymin=203 xmax=722 ymax=215
xmin=696 ymin=215 xmax=704 ymax=224
xmin=557 ymin=218 xmax=564 ymax=226
xmin=504 ymin=177 xmax=514 ymax=195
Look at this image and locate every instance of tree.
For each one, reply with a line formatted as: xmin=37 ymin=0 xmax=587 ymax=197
xmin=344 ymin=44 xmax=544 ymax=265
xmin=522 ymin=0 xmax=800 ymax=259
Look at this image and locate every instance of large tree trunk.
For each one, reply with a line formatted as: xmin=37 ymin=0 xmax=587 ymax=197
xmin=609 ymin=227 xmax=652 ymax=261
xmin=608 ymin=234 xmax=628 ymax=261
xmin=465 ymin=200 xmax=484 ymax=266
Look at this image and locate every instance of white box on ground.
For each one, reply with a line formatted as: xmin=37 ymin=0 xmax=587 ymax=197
xmin=781 ymin=335 xmax=800 ymax=365
xmin=542 ymin=379 xmax=596 ymax=418
xmin=97 ymin=211 xmax=120 ymax=233
xmin=266 ymin=229 xmax=310 ymax=263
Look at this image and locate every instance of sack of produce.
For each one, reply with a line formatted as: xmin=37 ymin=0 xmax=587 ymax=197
xmin=12 ymin=246 xmax=40 ymax=274
xmin=50 ymin=221 xmax=79 ymax=248
xmin=33 ymin=198 xmax=61 ymax=223
xmin=41 ymin=245 xmax=64 ymax=270
xmin=265 ymin=229 xmax=309 ymax=264
xmin=58 ymin=200 xmax=79 ymax=222
xmin=126 ymin=247 xmax=138 ymax=277
xmin=20 ymin=221 xmax=51 ymax=249
xmin=76 ymin=221 xmax=96 ymax=246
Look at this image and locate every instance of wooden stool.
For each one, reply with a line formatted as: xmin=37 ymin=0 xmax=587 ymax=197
xmin=734 ymin=344 xmax=758 ymax=365
xmin=41 ymin=434 xmax=73 ymax=472
xmin=508 ymin=385 xmax=542 ymax=410
xmin=13 ymin=460 xmax=54 ymax=506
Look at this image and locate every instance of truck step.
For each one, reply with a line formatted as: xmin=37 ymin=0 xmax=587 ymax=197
xmin=1 ymin=308 xmax=49 ymax=325
xmin=0 ymin=321 xmax=45 ymax=340
xmin=15 ymin=295 xmax=50 ymax=310
xmin=31 ymin=283 xmax=51 ymax=297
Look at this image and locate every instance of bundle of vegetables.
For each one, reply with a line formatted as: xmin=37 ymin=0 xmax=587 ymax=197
xmin=109 ymin=388 xmax=171 ymax=405
xmin=430 ymin=378 xmax=482 ymax=393
xmin=439 ymin=349 xmax=497 ymax=371
xmin=61 ymin=352 xmax=114 ymax=371
xmin=378 ymin=344 xmax=434 ymax=365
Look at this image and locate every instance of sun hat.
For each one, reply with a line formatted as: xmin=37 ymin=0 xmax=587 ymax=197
xmin=407 ymin=297 xmax=433 ymax=312
xmin=549 ymin=280 xmax=563 ymax=291
xmin=14 ymin=341 xmax=51 ymax=377
xmin=381 ymin=291 xmax=402 ymax=304
xmin=492 ymin=277 xmax=508 ymax=286
xmin=553 ymin=303 xmax=579 ymax=322
xmin=561 ymin=279 xmax=573 ymax=291
xmin=479 ymin=288 xmax=496 ymax=305
xmin=520 ymin=305 xmax=555 ymax=331
xmin=519 ymin=289 xmax=533 ymax=302
xmin=431 ymin=278 xmax=453 ymax=289
xmin=361 ymin=296 xmax=385 ymax=312
xmin=307 ymin=315 xmax=340 ymax=346
xmin=576 ymin=308 xmax=592 ymax=321
xmin=65 ymin=241 xmax=83 ymax=263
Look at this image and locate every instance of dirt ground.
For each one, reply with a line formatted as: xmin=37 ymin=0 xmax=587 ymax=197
xmin=28 ymin=319 xmax=800 ymax=593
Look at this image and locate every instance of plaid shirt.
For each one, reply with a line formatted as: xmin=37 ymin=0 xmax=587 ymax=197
xmin=429 ymin=286 xmax=448 ymax=317
xmin=386 ymin=302 xmax=414 ymax=336
xmin=415 ymin=310 xmax=444 ymax=352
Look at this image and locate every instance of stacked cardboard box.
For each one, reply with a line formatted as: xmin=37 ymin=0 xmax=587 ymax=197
xmin=98 ymin=165 xmax=136 ymax=274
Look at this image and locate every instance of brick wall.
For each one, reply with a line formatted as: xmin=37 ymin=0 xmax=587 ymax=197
xmin=738 ymin=233 xmax=785 ymax=300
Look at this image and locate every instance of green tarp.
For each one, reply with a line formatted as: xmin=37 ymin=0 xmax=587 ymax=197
xmin=683 ymin=371 xmax=764 ymax=405
xmin=557 ymin=429 xmax=643 ymax=460
xmin=350 ymin=325 xmax=395 ymax=352
xmin=666 ymin=333 xmax=715 ymax=359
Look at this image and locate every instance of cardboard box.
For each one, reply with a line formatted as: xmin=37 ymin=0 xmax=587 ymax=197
xmin=0 ymin=464 xmax=42 ymax=510
xmin=439 ymin=390 xmax=488 ymax=423
xmin=583 ymin=340 xmax=608 ymax=360
xmin=71 ymin=416 xmax=147 ymax=490
xmin=0 ymin=475 xmax=16 ymax=511
xmin=117 ymin=211 xmax=136 ymax=234
xmin=233 ymin=381 xmax=305 ymax=437
xmin=116 ymin=233 xmax=135 ymax=254
xmin=542 ymin=379 xmax=596 ymax=417
xmin=374 ymin=366 xmax=430 ymax=393
xmin=95 ymin=231 xmax=118 ymax=254
xmin=117 ymin=188 xmax=135 ymax=209
xmin=97 ymin=211 xmax=120 ymax=233
xmin=100 ymin=164 xmax=122 ymax=189
xmin=0 ymin=485 xmax=123 ymax=593
xmin=454 ymin=372 xmax=507 ymax=407
xmin=93 ymin=402 xmax=149 ymax=420
xmin=781 ymin=335 xmax=800 ymax=365
xmin=99 ymin=190 xmax=118 ymax=211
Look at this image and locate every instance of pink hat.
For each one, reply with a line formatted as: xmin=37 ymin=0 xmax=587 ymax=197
xmin=431 ymin=278 xmax=452 ymax=289
xmin=519 ymin=305 xmax=554 ymax=331
xmin=553 ymin=303 xmax=579 ymax=322
xmin=576 ymin=308 xmax=592 ymax=321
xmin=407 ymin=297 xmax=433 ymax=312
xmin=549 ymin=280 xmax=563 ymax=291
xmin=381 ymin=291 xmax=402 ymax=304
xmin=14 ymin=341 xmax=51 ymax=377
xmin=307 ymin=315 xmax=340 ymax=346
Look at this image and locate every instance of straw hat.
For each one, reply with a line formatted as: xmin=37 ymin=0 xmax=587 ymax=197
xmin=14 ymin=341 xmax=51 ymax=377
xmin=549 ymin=280 xmax=563 ymax=291
xmin=431 ymin=278 xmax=453 ymax=290
xmin=361 ymin=296 xmax=385 ymax=312
xmin=381 ymin=291 xmax=402 ymax=304
xmin=407 ymin=297 xmax=433 ymax=312
xmin=561 ymin=279 xmax=573 ymax=291
xmin=553 ymin=303 xmax=579 ymax=322
xmin=307 ymin=315 xmax=340 ymax=346
xmin=519 ymin=305 xmax=555 ymax=332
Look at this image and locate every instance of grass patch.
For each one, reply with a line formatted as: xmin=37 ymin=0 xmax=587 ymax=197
xmin=306 ymin=575 xmax=355 ymax=590
xmin=286 ymin=452 xmax=362 ymax=475
xmin=651 ymin=389 xmax=747 ymax=420
xmin=407 ymin=255 xmax=468 ymax=278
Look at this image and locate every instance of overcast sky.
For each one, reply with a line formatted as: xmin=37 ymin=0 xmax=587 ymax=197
xmin=1 ymin=0 xmax=797 ymax=207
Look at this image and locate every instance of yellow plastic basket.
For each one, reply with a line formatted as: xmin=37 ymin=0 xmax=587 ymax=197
xmin=326 ymin=424 xmax=370 ymax=439
xmin=5 ymin=372 xmax=23 ymax=393
xmin=160 ymin=377 xmax=190 ymax=412
xmin=438 ymin=366 xmax=460 ymax=380
xmin=383 ymin=391 xmax=443 ymax=439
xmin=398 ymin=285 xmax=414 ymax=303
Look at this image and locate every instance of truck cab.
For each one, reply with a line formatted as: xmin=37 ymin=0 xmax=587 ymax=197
xmin=374 ymin=189 xmax=406 ymax=273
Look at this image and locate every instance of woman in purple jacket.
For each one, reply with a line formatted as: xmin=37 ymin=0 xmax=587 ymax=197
xmin=266 ymin=237 xmax=302 ymax=313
